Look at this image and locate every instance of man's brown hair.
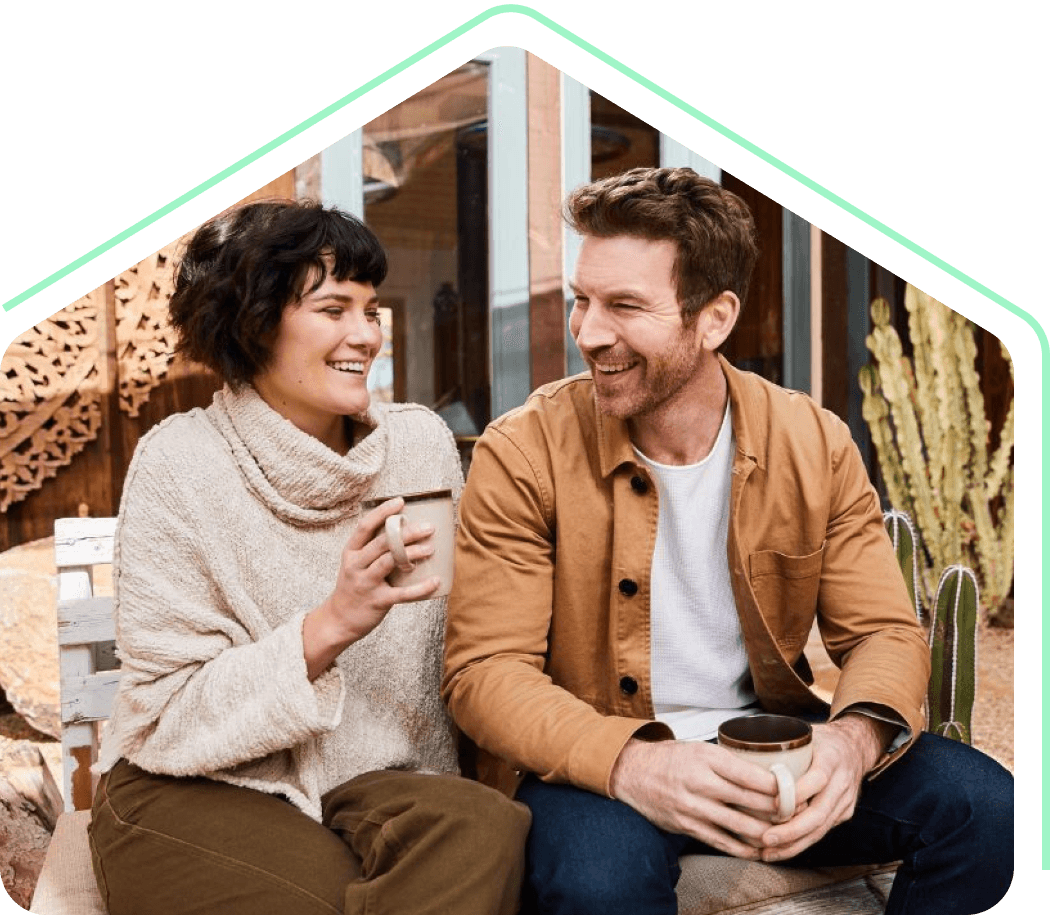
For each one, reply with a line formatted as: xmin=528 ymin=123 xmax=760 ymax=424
xmin=565 ymin=167 xmax=759 ymax=319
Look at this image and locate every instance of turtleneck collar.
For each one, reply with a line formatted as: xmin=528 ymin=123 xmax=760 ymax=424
xmin=207 ymin=384 xmax=389 ymax=526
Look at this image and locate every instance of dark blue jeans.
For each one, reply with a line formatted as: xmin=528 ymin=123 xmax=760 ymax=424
xmin=516 ymin=733 xmax=1012 ymax=915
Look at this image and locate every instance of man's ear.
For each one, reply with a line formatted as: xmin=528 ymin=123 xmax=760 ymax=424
xmin=694 ymin=291 xmax=741 ymax=351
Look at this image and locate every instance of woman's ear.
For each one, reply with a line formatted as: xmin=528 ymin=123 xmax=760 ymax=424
xmin=695 ymin=291 xmax=741 ymax=351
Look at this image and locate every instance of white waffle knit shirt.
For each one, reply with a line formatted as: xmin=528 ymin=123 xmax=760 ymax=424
xmin=634 ymin=404 xmax=758 ymax=741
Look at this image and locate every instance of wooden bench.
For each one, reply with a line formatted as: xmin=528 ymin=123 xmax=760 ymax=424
xmin=30 ymin=516 xmax=894 ymax=914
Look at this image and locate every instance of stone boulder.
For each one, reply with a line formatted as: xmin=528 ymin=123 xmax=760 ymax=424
xmin=1 ymin=739 xmax=58 ymax=909
xmin=0 ymin=538 xmax=61 ymax=739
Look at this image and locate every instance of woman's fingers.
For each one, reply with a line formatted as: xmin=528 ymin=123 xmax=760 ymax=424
xmin=356 ymin=521 xmax=436 ymax=570
xmin=389 ymin=576 xmax=442 ymax=604
xmin=347 ymin=497 xmax=404 ymax=550
xmin=370 ymin=539 xmax=436 ymax=577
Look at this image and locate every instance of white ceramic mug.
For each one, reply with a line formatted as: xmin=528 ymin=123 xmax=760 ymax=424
xmin=363 ymin=489 xmax=455 ymax=599
xmin=717 ymin=714 xmax=813 ymax=823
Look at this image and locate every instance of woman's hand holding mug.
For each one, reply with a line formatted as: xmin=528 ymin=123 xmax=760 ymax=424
xmin=303 ymin=494 xmax=451 ymax=678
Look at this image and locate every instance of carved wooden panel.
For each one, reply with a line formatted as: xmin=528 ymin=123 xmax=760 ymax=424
xmin=0 ymin=289 xmax=105 ymax=512
xmin=114 ymin=239 xmax=182 ymax=417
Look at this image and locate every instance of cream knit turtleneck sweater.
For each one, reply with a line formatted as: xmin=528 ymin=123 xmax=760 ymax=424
xmin=96 ymin=385 xmax=463 ymax=821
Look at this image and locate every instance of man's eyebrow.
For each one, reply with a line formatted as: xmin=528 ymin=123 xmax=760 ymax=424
xmin=568 ymin=281 xmax=648 ymax=302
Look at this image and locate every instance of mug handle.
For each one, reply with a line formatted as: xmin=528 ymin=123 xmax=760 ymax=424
xmin=769 ymin=763 xmax=796 ymax=823
xmin=384 ymin=514 xmax=414 ymax=571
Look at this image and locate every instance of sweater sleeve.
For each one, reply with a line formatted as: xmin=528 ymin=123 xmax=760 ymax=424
xmin=104 ymin=435 xmax=345 ymax=777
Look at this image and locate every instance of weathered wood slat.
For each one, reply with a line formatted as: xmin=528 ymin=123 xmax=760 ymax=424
xmin=57 ymin=596 xmax=116 ymax=644
xmin=54 ymin=517 xmax=117 ymax=568
xmin=60 ymin=724 xmax=99 ymax=814
xmin=60 ymin=671 xmax=121 ymax=724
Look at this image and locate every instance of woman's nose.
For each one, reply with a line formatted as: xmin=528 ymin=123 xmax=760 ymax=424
xmin=342 ymin=311 xmax=380 ymax=349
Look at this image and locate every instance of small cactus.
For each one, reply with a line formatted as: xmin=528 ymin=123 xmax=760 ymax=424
xmin=883 ymin=509 xmax=923 ymax=623
xmin=927 ymin=565 xmax=979 ymax=744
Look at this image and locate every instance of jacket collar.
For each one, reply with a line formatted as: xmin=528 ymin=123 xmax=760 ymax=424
xmin=594 ymin=353 xmax=765 ymax=478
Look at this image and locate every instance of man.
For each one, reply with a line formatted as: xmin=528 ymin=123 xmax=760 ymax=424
xmin=442 ymin=167 xmax=1012 ymax=915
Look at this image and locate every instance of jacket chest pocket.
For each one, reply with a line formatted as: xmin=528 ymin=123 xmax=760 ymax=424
xmin=748 ymin=544 xmax=825 ymax=649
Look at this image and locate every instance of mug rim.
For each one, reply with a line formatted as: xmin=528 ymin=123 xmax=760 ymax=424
xmin=717 ymin=714 xmax=812 ymax=752
xmin=362 ymin=488 xmax=453 ymax=509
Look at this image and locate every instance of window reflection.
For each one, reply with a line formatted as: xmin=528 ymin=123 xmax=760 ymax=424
xmin=589 ymin=91 xmax=660 ymax=179
xmin=364 ymin=62 xmax=491 ymax=438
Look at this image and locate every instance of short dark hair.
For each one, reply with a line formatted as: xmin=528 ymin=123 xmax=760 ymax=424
xmin=565 ymin=167 xmax=759 ymax=319
xmin=168 ymin=199 xmax=388 ymax=387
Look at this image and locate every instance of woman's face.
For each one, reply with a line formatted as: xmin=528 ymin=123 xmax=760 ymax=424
xmin=252 ymin=270 xmax=382 ymax=452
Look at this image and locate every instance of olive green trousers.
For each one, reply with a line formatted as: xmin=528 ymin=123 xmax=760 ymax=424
xmin=89 ymin=760 xmax=530 ymax=915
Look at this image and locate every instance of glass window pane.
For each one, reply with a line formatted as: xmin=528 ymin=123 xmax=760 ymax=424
xmin=364 ymin=62 xmax=491 ymax=439
xmin=589 ymin=91 xmax=660 ymax=179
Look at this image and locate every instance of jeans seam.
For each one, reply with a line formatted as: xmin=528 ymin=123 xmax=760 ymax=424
xmin=98 ymin=792 xmax=344 ymax=915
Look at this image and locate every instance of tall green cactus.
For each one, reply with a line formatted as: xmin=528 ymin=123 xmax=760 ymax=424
xmin=927 ymin=565 xmax=979 ymax=744
xmin=859 ymin=286 xmax=1013 ymax=620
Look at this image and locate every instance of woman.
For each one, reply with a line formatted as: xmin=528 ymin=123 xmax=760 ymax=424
xmin=88 ymin=200 xmax=529 ymax=915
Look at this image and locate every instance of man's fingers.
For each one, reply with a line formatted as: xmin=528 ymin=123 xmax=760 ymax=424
xmin=761 ymin=832 xmax=824 ymax=862
xmin=758 ymin=779 xmax=854 ymax=860
xmin=710 ymin=750 xmax=780 ymax=794
xmin=792 ymin=766 xmax=830 ymax=805
xmin=684 ymin=821 xmax=764 ymax=859
xmin=718 ymin=785 xmax=781 ymax=819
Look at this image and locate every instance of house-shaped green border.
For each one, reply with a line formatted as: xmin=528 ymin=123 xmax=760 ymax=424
xmin=0 ymin=5 xmax=1037 ymax=907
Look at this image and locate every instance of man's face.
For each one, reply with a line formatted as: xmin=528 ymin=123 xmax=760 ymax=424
xmin=568 ymin=235 xmax=706 ymax=422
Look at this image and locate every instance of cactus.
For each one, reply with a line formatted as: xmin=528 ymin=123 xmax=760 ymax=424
xmin=926 ymin=565 xmax=979 ymax=744
xmin=883 ymin=509 xmax=923 ymax=622
xmin=884 ymin=511 xmax=977 ymax=743
xmin=860 ymin=286 xmax=1013 ymax=621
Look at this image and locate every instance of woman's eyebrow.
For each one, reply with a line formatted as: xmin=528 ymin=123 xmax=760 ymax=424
xmin=306 ymin=291 xmax=380 ymax=305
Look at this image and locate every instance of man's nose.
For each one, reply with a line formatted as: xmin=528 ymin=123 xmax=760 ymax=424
xmin=572 ymin=304 xmax=616 ymax=352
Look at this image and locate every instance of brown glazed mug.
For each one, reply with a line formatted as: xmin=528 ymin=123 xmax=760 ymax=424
xmin=717 ymin=714 xmax=813 ymax=823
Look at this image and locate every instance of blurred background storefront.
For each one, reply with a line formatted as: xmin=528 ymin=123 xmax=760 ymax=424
xmin=0 ymin=49 xmax=1011 ymax=550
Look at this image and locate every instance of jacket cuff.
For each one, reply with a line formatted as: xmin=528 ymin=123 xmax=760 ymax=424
xmin=586 ymin=718 xmax=675 ymax=798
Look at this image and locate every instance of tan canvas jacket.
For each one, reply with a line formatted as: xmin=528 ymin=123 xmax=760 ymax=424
xmin=443 ymin=357 xmax=929 ymax=799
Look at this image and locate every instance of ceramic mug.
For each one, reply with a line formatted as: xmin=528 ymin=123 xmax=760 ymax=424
xmin=362 ymin=489 xmax=455 ymax=599
xmin=717 ymin=714 xmax=813 ymax=823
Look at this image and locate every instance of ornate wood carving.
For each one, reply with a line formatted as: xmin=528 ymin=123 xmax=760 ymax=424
xmin=0 ymin=290 xmax=105 ymax=512
xmin=114 ymin=239 xmax=182 ymax=417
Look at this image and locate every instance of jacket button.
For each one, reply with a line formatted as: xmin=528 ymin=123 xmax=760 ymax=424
xmin=618 ymin=578 xmax=639 ymax=597
xmin=630 ymin=475 xmax=648 ymax=494
xmin=619 ymin=676 xmax=639 ymax=695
